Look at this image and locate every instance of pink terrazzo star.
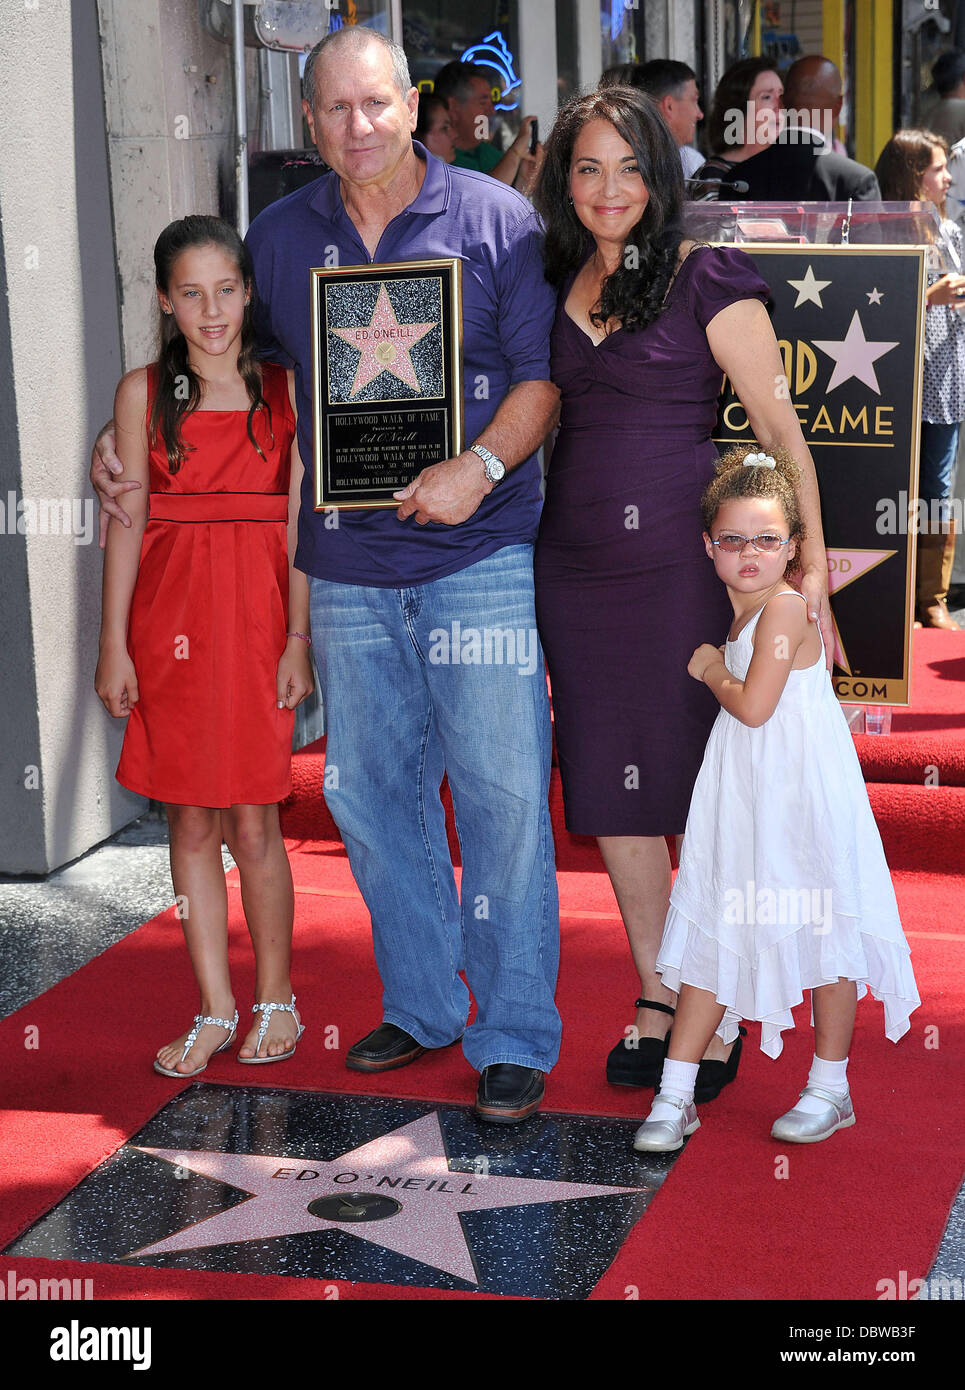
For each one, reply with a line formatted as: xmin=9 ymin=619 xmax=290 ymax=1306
xmin=331 ymin=283 xmax=436 ymax=396
xmin=127 ymin=1112 xmax=646 ymax=1284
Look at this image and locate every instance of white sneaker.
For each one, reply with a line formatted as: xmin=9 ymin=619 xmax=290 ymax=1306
xmin=632 ymin=1092 xmax=700 ymax=1152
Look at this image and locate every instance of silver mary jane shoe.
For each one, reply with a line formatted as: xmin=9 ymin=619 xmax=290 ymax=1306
xmin=632 ymin=1092 xmax=700 ymax=1153
xmin=770 ymin=1085 xmax=856 ymax=1144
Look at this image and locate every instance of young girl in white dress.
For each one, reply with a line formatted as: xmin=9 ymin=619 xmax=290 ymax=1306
xmin=633 ymin=446 xmax=921 ymax=1151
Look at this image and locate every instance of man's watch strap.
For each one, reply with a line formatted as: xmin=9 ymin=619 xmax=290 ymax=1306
xmin=470 ymin=442 xmax=506 ymax=485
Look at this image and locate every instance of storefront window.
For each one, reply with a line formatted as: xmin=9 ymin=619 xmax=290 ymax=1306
xmin=556 ymin=0 xmax=580 ymax=107
xmin=403 ymin=4 xmax=521 ymax=105
xmin=600 ymin=1 xmax=647 ymax=73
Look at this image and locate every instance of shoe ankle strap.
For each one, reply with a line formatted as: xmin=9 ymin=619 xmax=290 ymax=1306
xmin=653 ymin=1091 xmax=688 ymax=1111
xmin=634 ymin=998 xmax=676 ymax=1017
xmin=800 ymin=1084 xmax=848 ymax=1107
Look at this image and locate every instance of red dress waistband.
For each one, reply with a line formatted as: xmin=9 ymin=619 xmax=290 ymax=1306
xmin=148 ymin=492 xmax=289 ymax=524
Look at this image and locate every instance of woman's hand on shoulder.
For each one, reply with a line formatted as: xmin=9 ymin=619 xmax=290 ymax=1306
xmin=798 ymin=568 xmax=832 ymax=671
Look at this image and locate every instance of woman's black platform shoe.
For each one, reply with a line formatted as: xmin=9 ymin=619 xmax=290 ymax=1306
xmin=693 ymin=1026 xmax=747 ymax=1103
xmin=605 ymin=998 xmax=675 ymax=1087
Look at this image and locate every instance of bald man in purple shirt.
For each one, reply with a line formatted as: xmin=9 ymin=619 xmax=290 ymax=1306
xmin=93 ymin=26 xmax=562 ymax=1124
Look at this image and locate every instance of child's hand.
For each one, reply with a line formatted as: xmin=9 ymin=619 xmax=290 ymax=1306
xmin=688 ymin=643 xmax=725 ymax=682
xmin=95 ymin=643 xmax=139 ymax=717
xmin=276 ymin=640 xmax=314 ymax=711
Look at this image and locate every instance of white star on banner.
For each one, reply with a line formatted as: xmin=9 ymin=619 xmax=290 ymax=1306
xmin=787 ymin=264 xmax=832 ymax=308
xmin=866 ymin=288 xmax=884 ymax=305
xmin=812 ymin=311 xmax=899 ymax=394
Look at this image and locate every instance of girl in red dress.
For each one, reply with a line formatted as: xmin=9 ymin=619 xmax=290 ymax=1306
xmin=95 ymin=215 xmax=314 ymax=1076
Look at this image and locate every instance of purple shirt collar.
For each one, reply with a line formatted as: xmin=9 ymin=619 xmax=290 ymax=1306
xmin=306 ymin=139 xmax=451 ymax=223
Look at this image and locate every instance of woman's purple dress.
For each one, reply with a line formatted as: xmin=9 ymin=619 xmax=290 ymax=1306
xmin=534 ymin=245 xmax=771 ymax=836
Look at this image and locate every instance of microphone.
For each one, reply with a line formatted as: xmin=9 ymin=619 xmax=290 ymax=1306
xmin=686 ymin=177 xmax=750 ymax=194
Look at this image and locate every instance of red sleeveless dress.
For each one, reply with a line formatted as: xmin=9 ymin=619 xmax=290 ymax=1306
xmin=116 ymin=362 xmax=296 ymax=807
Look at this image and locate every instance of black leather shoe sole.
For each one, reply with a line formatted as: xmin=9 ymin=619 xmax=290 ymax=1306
xmin=345 ymin=1042 xmax=426 ymax=1073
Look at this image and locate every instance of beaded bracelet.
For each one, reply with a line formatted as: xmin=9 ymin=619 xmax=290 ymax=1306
xmin=287 ymin=631 xmax=312 ymax=646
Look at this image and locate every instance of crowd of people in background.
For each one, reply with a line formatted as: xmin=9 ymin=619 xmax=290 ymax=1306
xmin=416 ymin=47 xmax=961 ymax=632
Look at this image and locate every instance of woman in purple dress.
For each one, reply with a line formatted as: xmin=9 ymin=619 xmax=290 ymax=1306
xmin=533 ymin=87 xmax=832 ymax=1098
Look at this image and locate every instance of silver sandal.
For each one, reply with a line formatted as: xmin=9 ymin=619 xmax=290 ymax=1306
xmin=237 ymin=992 xmax=305 ymax=1064
xmin=154 ymin=1009 xmax=239 ymax=1078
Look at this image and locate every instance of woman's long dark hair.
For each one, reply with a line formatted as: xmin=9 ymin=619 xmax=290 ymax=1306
xmin=534 ymin=86 xmax=688 ymax=334
xmin=875 ymin=128 xmax=948 ymax=215
xmin=706 ymin=56 xmax=781 ymax=156
xmin=150 ymin=214 xmax=270 ymax=473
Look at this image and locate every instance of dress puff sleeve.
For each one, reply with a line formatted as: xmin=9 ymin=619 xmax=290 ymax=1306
xmin=688 ymin=245 xmax=772 ymax=332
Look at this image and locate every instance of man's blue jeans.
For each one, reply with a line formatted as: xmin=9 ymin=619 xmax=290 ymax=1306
xmin=308 ymin=544 xmax=561 ymax=1073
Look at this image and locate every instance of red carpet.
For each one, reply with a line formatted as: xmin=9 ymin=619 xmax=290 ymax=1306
xmin=1 ymin=630 xmax=962 ymax=1300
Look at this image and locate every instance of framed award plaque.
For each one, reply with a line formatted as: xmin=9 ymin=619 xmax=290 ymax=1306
xmin=310 ymin=258 xmax=464 ymax=509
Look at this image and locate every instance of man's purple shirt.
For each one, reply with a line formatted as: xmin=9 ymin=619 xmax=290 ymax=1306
xmin=245 ymin=141 xmax=556 ymax=587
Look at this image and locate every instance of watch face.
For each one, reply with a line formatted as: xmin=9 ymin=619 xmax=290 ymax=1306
xmin=487 ymin=459 xmax=506 ymax=482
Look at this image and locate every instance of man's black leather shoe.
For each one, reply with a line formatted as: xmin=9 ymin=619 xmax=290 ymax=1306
xmin=474 ymin=1064 xmax=544 ymax=1124
xmin=346 ymin=1023 xmax=426 ymax=1072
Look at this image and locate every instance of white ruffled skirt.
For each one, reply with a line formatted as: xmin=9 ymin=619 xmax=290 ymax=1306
xmin=657 ymin=903 xmax=922 ymax=1059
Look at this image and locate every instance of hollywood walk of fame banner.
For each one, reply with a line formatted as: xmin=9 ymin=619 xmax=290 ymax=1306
xmin=713 ymin=245 xmax=926 ymax=705
xmin=311 ymin=258 xmax=464 ymax=509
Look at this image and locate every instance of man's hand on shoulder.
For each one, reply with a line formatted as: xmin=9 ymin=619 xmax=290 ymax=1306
xmin=91 ymin=367 xmax=147 ymax=547
xmin=393 ymin=451 xmax=492 ymax=526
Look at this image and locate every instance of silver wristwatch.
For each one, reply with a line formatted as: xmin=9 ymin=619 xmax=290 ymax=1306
xmin=470 ymin=442 xmax=506 ymax=485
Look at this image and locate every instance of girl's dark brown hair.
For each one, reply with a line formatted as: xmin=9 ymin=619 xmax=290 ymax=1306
xmin=701 ymin=442 xmax=806 ymax=575
xmin=150 ymin=215 xmax=270 ymax=473
xmin=706 ymin=56 xmax=781 ymax=156
xmin=874 ymin=128 xmax=949 ymax=215
xmin=533 ymin=85 xmax=687 ymax=334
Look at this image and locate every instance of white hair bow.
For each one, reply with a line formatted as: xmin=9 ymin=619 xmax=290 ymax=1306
xmin=743 ymin=452 xmax=776 ymax=469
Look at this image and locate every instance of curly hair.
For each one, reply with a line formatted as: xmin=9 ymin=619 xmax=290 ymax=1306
xmin=701 ymin=442 xmax=805 ymax=575
xmin=533 ymin=85 xmax=688 ymax=334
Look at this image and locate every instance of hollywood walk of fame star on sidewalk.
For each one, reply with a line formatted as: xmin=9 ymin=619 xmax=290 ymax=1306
xmin=126 ymin=1112 xmax=648 ymax=1286
xmin=331 ymin=283 xmax=436 ymax=398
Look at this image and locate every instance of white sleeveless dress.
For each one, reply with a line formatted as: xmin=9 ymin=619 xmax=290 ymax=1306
xmin=656 ymin=589 xmax=921 ymax=1058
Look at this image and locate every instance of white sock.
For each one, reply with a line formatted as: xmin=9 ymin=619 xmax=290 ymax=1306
xmin=792 ymin=1054 xmax=850 ymax=1114
xmin=648 ymin=1058 xmax=699 ymax=1122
